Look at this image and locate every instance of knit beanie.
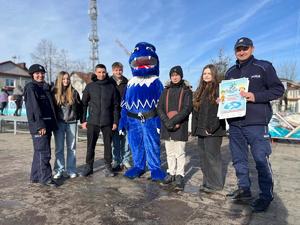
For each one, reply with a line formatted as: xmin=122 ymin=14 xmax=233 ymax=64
xmin=169 ymin=65 xmax=183 ymax=78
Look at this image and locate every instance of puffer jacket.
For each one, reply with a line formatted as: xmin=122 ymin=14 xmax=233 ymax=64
xmin=82 ymin=76 xmax=120 ymax=127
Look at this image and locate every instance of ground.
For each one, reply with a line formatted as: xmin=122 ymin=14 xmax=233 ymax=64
xmin=0 ymin=132 xmax=299 ymax=225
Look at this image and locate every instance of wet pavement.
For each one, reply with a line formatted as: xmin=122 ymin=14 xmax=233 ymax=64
xmin=0 ymin=132 xmax=299 ymax=225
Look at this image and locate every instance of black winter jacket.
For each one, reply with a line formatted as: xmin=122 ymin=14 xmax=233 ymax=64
xmin=24 ymin=80 xmax=57 ymax=134
xmin=54 ymin=88 xmax=83 ymax=123
xmin=157 ymin=80 xmax=193 ymax=141
xmin=109 ymin=75 xmax=128 ymax=100
xmin=225 ymin=55 xmax=284 ymax=126
xmin=192 ymin=88 xmax=226 ymax=137
xmin=82 ymin=77 xmax=120 ymax=127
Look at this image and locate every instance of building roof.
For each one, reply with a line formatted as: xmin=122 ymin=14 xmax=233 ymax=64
xmin=0 ymin=61 xmax=30 ymax=78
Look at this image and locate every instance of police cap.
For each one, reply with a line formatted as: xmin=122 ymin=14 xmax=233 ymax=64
xmin=234 ymin=37 xmax=253 ymax=49
xmin=28 ymin=64 xmax=46 ymax=75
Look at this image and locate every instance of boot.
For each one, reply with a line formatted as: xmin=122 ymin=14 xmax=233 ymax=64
xmin=79 ymin=165 xmax=93 ymax=177
xmin=175 ymin=175 xmax=184 ymax=190
xmin=162 ymin=173 xmax=175 ymax=185
xmin=227 ymin=188 xmax=252 ymax=201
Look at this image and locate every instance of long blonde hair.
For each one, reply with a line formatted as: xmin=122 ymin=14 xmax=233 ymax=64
xmin=54 ymin=71 xmax=74 ymax=106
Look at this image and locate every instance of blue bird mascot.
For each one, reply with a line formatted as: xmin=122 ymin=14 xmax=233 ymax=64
xmin=118 ymin=42 xmax=166 ymax=181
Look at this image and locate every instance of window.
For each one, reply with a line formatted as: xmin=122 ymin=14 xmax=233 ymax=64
xmin=5 ymin=79 xmax=15 ymax=87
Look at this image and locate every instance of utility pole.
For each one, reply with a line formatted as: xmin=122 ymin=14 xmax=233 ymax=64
xmin=88 ymin=0 xmax=99 ymax=71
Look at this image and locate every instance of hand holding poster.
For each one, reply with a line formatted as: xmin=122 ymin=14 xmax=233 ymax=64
xmin=217 ymin=78 xmax=249 ymax=119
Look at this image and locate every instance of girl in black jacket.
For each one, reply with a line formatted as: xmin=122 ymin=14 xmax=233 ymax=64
xmin=192 ymin=64 xmax=226 ymax=193
xmin=52 ymin=71 xmax=83 ymax=179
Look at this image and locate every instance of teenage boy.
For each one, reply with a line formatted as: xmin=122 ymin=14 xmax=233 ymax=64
xmin=109 ymin=62 xmax=131 ymax=171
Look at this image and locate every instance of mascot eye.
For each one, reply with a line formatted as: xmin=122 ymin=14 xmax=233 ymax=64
xmin=146 ymin=46 xmax=154 ymax=52
xmin=133 ymin=47 xmax=139 ymax=53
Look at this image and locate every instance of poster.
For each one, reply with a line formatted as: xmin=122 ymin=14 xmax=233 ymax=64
xmin=217 ymin=78 xmax=249 ymax=119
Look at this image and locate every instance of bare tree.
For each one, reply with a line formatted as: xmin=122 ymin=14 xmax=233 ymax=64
xmin=277 ymin=61 xmax=297 ymax=81
xmin=211 ymin=49 xmax=232 ymax=81
xmin=31 ymin=39 xmax=89 ymax=82
xmin=31 ymin=39 xmax=58 ymax=83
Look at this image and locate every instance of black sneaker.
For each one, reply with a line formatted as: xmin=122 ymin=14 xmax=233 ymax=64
xmin=42 ymin=179 xmax=58 ymax=188
xmin=175 ymin=175 xmax=184 ymax=190
xmin=79 ymin=167 xmax=93 ymax=177
xmin=112 ymin=165 xmax=123 ymax=172
xmin=104 ymin=166 xmax=115 ymax=177
xmin=199 ymin=185 xmax=217 ymax=194
xmin=162 ymin=173 xmax=175 ymax=185
xmin=250 ymin=198 xmax=271 ymax=213
xmin=227 ymin=188 xmax=252 ymax=201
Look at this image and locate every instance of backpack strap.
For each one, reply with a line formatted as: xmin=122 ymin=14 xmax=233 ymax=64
xmin=166 ymin=87 xmax=184 ymax=114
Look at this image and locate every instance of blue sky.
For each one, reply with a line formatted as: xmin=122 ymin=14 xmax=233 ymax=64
xmin=0 ymin=0 xmax=299 ymax=88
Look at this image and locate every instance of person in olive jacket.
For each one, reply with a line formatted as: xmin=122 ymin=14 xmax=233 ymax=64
xmin=80 ymin=64 xmax=120 ymax=177
xmin=192 ymin=64 xmax=226 ymax=193
xmin=157 ymin=65 xmax=193 ymax=190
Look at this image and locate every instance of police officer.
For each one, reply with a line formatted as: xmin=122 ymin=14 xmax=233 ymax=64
xmin=24 ymin=64 xmax=58 ymax=187
xmin=225 ymin=37 xmax=284 ymax=212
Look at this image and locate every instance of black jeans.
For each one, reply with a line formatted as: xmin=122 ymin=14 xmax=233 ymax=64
xmin=86 ymin=124 xmax=113 ymax=168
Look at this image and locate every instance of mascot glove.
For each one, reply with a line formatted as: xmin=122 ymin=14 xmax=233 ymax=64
xmin=157 ymin=128 xmax=160 ymax=134
xmin=119 ymin=130 xmax=125 ymax=136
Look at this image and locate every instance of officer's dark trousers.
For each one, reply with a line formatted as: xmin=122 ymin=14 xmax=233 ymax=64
xmin=31 ymin=133 xmax=52 ymax=183
xmin=86 ymin=124 xmax=112 ymax=169
xmin=198 ymin=136 xmax=224 ymax=190
xmin=229 ymin=125 xmax=273 ymax=201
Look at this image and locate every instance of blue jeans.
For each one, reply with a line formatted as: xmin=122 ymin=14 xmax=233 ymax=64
xmin=229 ymin=125 xmax=273 ymax=201
xmin=54 ymin=121 xmax=77 ymax=174
xmin=112 ymin=130 xmax=131 ymax=165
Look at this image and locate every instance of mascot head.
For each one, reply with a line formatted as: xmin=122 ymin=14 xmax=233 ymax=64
xmin=129 ymin=42 xmax=159 ymax=77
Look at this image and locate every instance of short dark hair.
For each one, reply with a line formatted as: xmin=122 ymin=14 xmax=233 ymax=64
xmin=95 ymin=64 xmax=107 ymax=71
xmin=112 ymin=62 xmax=123 ymax=69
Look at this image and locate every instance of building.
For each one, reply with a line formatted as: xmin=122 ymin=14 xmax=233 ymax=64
xmin=281 ymin=79 xmax=300 ymax=113
xmin=0 ymin=61 xmax=31 ymax=92
xmin=70 ymin=71 xmax=94 ymax=97
xmin=272 ymin=79 xmax=300 ymax=113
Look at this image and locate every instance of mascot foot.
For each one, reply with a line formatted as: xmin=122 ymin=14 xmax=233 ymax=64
xmin=151 ymin=169 xmax=166 ymax=181
xmin=124 ymin=167 xmax=145 ymax=179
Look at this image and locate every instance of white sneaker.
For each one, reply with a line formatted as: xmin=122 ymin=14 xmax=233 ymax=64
xmin=69 ymin=173 xmax=77 ymax=179
xmin=123 ymin=161 xmax=131 ymax=169
xmin=111 ymin=161 xmax=119 ymax=169
xmin=53 ymin=172 xmax=62 ymax=179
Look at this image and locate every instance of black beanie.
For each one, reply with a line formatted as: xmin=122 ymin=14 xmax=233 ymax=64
xmin=169 ymin=65 xmax=183 ymax=78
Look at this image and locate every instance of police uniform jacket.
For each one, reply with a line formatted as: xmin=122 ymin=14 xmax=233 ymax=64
xmin=225 ymin=55 xmax=284 ymax=126
xmin=24 ymin=80 xmax=57 ymax=134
